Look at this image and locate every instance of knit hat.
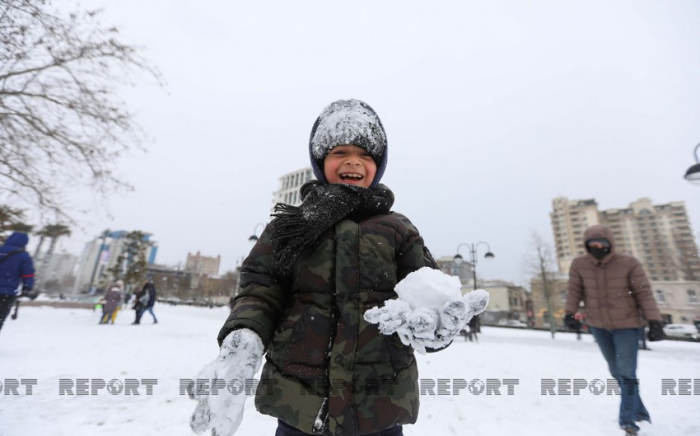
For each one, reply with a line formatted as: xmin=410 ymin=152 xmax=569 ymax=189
xmin=309 ymin=99 xmax=388 ymax=188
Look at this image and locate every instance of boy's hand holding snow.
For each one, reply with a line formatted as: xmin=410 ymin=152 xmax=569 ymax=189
xmin=189 ymin=328 xmax=264 ymax=436
xmin=364 ymin=267 xmax=489 ymax=354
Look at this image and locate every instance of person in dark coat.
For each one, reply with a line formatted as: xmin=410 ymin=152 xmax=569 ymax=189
xmin=131 ymin=282 xmax=145 ymax=325
xmin=0 ymin=232 xmax=35 ymax=332
xmin=133 ymin=279 xmax=157 ymax=324
xmin=468 ymin=314 xmax=481 ymax=342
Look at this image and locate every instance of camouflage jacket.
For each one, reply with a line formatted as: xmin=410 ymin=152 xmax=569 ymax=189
xmin=218 ymin=212 xmax=437 ymax=436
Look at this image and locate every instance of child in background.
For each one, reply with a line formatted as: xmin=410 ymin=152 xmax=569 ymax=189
xmin=100 ymin=282 xmax=123 ymax=325
xmin=190 ymin=100 xmax=486 ymax=436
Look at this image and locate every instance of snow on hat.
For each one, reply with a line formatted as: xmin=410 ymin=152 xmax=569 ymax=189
xmin=309 ymin=99 xmax=388 ymax=188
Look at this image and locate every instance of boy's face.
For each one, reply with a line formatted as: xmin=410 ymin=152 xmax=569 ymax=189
xmin=323 ymin=144 xmax=377 ymax=188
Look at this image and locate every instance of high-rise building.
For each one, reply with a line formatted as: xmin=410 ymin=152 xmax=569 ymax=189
xmin=74 ymin=230 xmax=158 ymax=293
xmin=272 ymin=167 xmax=315 ymax=208
xmin=185 ymin=251 xmax=221 ymax=276
xmin=551 ymin=197 xmax=700 ymax=281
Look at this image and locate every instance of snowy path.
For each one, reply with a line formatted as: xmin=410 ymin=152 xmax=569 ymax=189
xmin=2 ymin=305 xmax=699 ymax=436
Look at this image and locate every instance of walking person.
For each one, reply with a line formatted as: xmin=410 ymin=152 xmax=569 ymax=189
xmin=0 ymin=232 xmax=35 ymax=333
xmin=108 ymin=280 xmax=124 ymax=323
xmin=468 ymin=314 xmax=480 ymax=343
xmin=138 ymin=280 xmax=157 ymax=324
xmin=100 ymin=282 xmax=122 ymax=325
xmin=131 ymin=283 xmax=145 ymax=325
xmin=133 ymin=279 xmax=157 ymax=324
xmin=638 ymin=326 xmax=650 ymax=350
xmin=564 ymin=225 xmax=665 ymax=436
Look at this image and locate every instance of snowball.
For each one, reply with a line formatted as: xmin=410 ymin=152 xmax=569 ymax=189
xmin=395 ymin=267 xmax=463 ymax=310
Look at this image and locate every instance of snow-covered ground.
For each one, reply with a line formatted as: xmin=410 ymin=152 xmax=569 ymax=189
xmin=2 ymin=305 xmax=699 ymax=436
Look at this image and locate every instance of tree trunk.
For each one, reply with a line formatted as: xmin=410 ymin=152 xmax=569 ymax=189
xmin=33 ymin=235 xmax=46 ymax=259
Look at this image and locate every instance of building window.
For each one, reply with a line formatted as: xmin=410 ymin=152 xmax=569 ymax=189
xmin=655 ymin=290 xmax=666 ymax=303
xmin=688 ymin=290 xmax=699 ymax=304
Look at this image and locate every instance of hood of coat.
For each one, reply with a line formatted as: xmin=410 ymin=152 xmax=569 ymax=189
xmin=582 ymin=224 xmax=615 ymax=262
xmin=4 ymin=232 xmax=28 ymax=249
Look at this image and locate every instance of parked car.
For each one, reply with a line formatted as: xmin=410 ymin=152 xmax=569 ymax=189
xmin=663 ymin=324 xmax=700 ymax=340
xmin=497 ymin=319 xmax=528 ymax=328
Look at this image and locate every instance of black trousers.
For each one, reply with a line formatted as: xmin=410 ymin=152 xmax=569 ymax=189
xmin=0 ymin=295 xmax=17 ymax=331
xmin=275 ymin=420 xmax=403 ymax=436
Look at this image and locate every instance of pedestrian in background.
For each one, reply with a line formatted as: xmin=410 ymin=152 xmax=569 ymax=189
xmin=100 ymin=282 xmax=122 ymax=325
xmin=131 ymin=283 xmax=145 ymax=325
xmin=133 ymin=279 xmax=157 ymax=324
xmin=0 ymin=232 xmax=35 ymax=333
xmin=564 ymin=224 xmax=665 ymax=436
xmin=139 ymin=280 xmax=158 ymax=324
xmin=467 ymin=314 xmax=480 ymax=342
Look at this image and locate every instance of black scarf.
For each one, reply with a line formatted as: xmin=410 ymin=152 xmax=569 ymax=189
xmin=270 ymin=181 xmax=394 ymax=276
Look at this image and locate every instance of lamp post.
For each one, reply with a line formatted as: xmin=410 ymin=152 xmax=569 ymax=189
xmin=453 ymin=242 xmax=495 ymax=290
xmin=684 ymin=143 xmax=700 ymax=185
xmin=235 ymin=223 xmax=265 ymax=296
xmin=248 ymin=223 xmax=266 ymax=242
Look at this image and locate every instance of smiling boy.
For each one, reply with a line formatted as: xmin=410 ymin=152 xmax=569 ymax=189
xmin=191 ymin=99 xmax=472 ymax=436
xmin=322 ymin=144 xmax=377 ymax=187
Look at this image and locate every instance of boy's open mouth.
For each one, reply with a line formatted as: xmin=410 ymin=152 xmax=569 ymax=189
xmin=339 ymin=173 xmax=364 ymax=181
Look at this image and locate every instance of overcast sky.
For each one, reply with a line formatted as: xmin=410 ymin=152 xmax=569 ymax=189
xmin=39 ymin=0 xmax=700 ymax=287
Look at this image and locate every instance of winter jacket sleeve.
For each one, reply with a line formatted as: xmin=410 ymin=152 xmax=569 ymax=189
xmin=628 ymin=259 xmax=661 ymax=322
xmin=218 ymin=224 xmax=287 ymax=347
xmin=393 ymin=213 xmax=437 ymax=281
xmin=565 ymin=259 xmax=584 ymax=314
xmin=20 ymin=253 xmax=35 ymax=290
xmin=392 ymin=213 xmax=448 ymax=353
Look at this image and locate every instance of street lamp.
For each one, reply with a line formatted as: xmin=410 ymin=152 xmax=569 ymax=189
xmin=684 ymin=143 xmax=700 ymax=185
xmin=237 ymin=222 xmax=264 ymax=295
xmin=453 ymin=242 xmax=495 ymax=290
xmin=248 ymin=223 xmax=266 ymax=242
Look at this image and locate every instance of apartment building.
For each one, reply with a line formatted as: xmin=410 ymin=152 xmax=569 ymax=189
xmin=551 ymin=197 xmax=700 ymax=281
xmin=185 ymin=251 xmax=221 ymax=276
xmin=272 ymin=167 xmax=315 ymax=208
xmin=74 ymin=230 xmax=158 ymax=293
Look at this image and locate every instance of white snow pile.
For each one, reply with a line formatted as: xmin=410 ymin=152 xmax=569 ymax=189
xmin=395 ymin=266 xmax=464 ymax=309
xmin=190 ymin=328 xmax=264 ymax=436
xmin=365 ymin=267 xmax=489 ymax=353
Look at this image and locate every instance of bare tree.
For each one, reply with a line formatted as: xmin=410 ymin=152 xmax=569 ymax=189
xmin=524 ymin=231 xmax=559 ymax=339
xmin=0 ymin=0 xmax=161 ymax=219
